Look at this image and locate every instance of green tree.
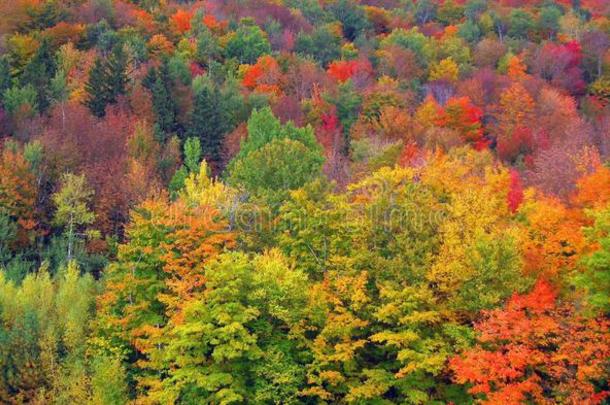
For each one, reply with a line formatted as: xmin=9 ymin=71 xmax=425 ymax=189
xmin=380 ymin=28 xmax=434 ymax=69
xmin=508 ymin=9 xmax=534 ymax=39
xmin=229 ymin=137 xmax=325 ymax=206
xmin=0 ymin=213 xmax=17 ymax=265
xmin=232 ymin=107 xmax=282 ymax=161
xmin=329 ymin=0 xmax=370 ymax=41
xmin=0 ymin=262 xmax=98 ymax=403
xmin=51 ymin=173 xmax=95 ymax=262
xmin=21 ymin=38 xmax=56 ymax=112
xmin=227 ymin=107 xmax=324 ymax=204
xmin=295 ymin=25 xmax=342 ymax=67
xmin=414 ymin=0 xmax=437 ymax=24
xmin=276 ymin=152 xmax=529 ymax=403
xmin=153 ymin=251 xmax=308 ymax=404
xmin=196 ymin=27 xmax=221 ymax=66
xmin=84 ymin=57 xmax=108 ymax=117
xmin=106 ymin=43 xmax=129 ymax=95
xmin=575 ymin=208 xmax=610 ymax=314
xmin=96 ymin=199 xmax=171 ymax=387
xmin=50 ymin=69 xmax=69 ymax=127
xmin=188 ymin=79 xmax=225 ymax=167
xmin=169 ymin=137 xmax=202 ymax=199
xmin=0 ymin=56 xmax=11 ymax=108
xmin=96 ymin=196 xmax=234 ymax=399
xmin=225 ymin=22 xmax=271 ymax=64
xmin=23 ymin=0 xmax=65 ymax=30
xmin=84 ymin=45 xmax=128 ymax=117
xmin=539 ymin=5 xmax=562 ymax=39
xmin=464 ymin=0 xmax=486 ymax=20
xmin=326 ymin=81 xmax=362 ymax=154
xmin=183 ymin=136 xmax=202 ymax=173
xmin=3 ymin=84 xmax=37 ymax=114
xmin=145 ymin=59 xmax=178 ymax=137
xmin=220 ymin=74 xmax=248 ymax=132
xmin=458 ymin=19 xmax=482 ymax=43
xmin=90 ymin=355 xmax=129 ymax=405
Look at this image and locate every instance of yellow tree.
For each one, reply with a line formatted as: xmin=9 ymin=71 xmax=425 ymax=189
xmin=429 ymin=57 xmax=459 ymax=82
xmin=96 ymin=191 xmax=234 ymax=399
xmin=422 ymin=148 xmax=530 ymax=313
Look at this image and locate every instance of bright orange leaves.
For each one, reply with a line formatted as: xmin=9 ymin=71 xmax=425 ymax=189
xmin=327 ymin=59 xmax=372 ymax=83
xmin=170 ymin=10 xmax=193 ymax=34
xmin=170 ymin=9 xmax=223 ymax=35
xmin=506 ymin=54 xmax=527 ymax=78
xmin=242 ymin=55 xmax=281 ymax=96
xmin=451 ymin=280 xmax=610 ymax=405
xmin=131 ymin=9 xmax=155 ymax=32
xmin=202 ymin=14 xmax=221 ymax=31
xmin=436 ymin=96 xmax=484 ymax=144
xmin=519 ymin=194 xmax=585 ymax=280
xmin=573 ymin=164 xmax=610 ymax=210
xmin=0 ymin=146 xmax=38 ymax=245
xmin=242 ymin=55 xmax=279 ymax=88
xmin=158 ymin=201 xmax=235 ymax=322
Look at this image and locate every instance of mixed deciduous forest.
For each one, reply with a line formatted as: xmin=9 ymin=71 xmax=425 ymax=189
xmin=0 ymin=0 xmax=609 ymax=403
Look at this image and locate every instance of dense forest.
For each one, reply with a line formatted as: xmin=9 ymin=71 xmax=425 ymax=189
xmin=0 ymin=0 xmax=609 ymax=403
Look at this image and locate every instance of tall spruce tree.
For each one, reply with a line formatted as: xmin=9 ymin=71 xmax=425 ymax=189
xmin=189 ymin=81 xmax=225 ymax=168
xmin=21 ymin=39 xmax=56 ymax=113
xmin=144 ymin=59 xmax=178 ymax=139
xmin=0 ymin=56 xmax=11 ymax=108
xmin=84 ymin=44 xmax=128 ymax=117
xmin=84 ymin=58 xmax=108 ymax=117
xmin=106 ymin=44 xmax=128 ymax=100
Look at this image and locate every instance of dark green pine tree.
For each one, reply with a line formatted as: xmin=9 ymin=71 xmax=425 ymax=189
xmin=149 ymin=60 xmax=178 ymax=137
xmin=84 ymin=44 xmax=128 ymax=118
xmin=106 ymin=44 xmax=128 ymax=100
xmin=21 ymin=39 xmax=56 ymax=113
xmin=189 ymin=83 xmax=225 ymax=168
xmin=0 ymin=57 xmax=11 ymax=108
xmin=84 ymin=57 xmax=110 ymax=118
xmin=152 ymin=75 xmax=174 ymax=133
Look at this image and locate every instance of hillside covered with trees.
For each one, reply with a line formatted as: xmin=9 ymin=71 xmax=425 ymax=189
xmin=0 ymin=0 xmax=610 ymax=403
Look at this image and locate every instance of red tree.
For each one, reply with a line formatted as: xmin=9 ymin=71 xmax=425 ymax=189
xmin=532 ymin=41 xmax=586 ymax=95
xmin=436 ymin=96 xmax=484 ymax=145
xmin=327 ymin=59 xmax=373 ymax=83
xmin=451 ymin=280 xmax=610 ymax=404
xmin=507 ymin=169 xmax=524 ymax=213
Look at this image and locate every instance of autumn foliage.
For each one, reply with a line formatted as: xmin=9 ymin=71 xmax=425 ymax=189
xmin=451 ymin=280 xmax=610 ymax=404
xmin=327 ymin=59 xmax=372 ymax=83
xmin=0 ymin=0 xmax=609 ymax=403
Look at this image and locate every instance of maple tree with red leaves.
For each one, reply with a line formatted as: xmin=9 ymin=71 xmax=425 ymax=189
xmin=242 ymin=55 xmax=280 ymax=90
xmin=327 ymin=59 xmax=373 ymax=83
xmin=170 ymin=10 xmax=193 ymax=35
xmin=507 ymin=169 xmax=523 ymax=213
xmin=435 ymin=96 xmax=484 ymax=144
xmin=451 ymin=280 xmax=610 ymax=405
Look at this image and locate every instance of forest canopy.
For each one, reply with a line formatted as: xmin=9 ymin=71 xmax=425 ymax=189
xmin=0 ymin=0 xmax=609 ymax=404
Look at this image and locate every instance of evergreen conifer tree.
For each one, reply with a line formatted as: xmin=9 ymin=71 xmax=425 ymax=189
xmin=106 ymin=44 xmax=128 ymax=99
xmin=21 ymin=39 xmax=56 ymax=112
xmin=145 ymin=59 xmax=178 ymax=137
xmin=84 ymin=58 xmax=108 ymax=117
xmin=189 ymin=82 xmax=225 ymax=167
xmin=0 ymin=57 xmax=11 ymax=108
xmin=84 ymin=44 xmax=128 ymax=117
